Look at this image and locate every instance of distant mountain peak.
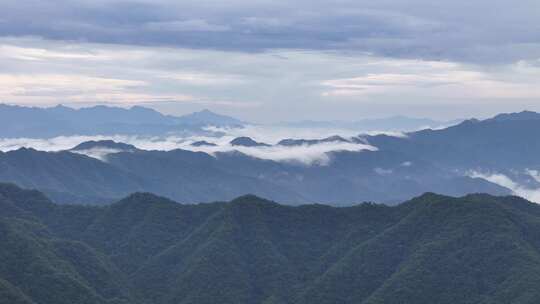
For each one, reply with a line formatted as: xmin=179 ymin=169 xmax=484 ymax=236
xmin=489 ymin=110 xmax=540 ymax=122
xmin=71 ymin=140 xmax=137 ymax=152
xmin=116 ymin=192 xmax=176 ymax=207
xmin=229 ymin=194 xmax=277 ymax=206
xmin=458 ymin=118 xmax=480 ymax=125
xmin=191 ymin=140 xmax=217 ymax=147
xmin=230 ymin=136 xmax=270 ymax=147
xmin=324 ymin=135 xmax=349 ymax=142
xmin=177 ymin=109 xmax=244 ymax=126
xmin=52 ymin=104 xmax=71 ymax=109
xmin=277 ymin=135 xmax=350 ymax=146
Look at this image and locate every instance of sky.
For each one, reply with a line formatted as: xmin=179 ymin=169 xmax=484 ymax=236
xmin=1 ymin=0 xmax=540 ymax=122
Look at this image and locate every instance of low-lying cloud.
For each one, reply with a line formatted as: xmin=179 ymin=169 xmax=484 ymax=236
xmin=71 ymin=148 xmax=125 ymax=161
xmin=203 ymin=125 xmax=402 ymax=144
xmin=186 ymin=141 xmax=376 ymax=165
xmin=0 ymin=126 xmax=378 ymax=165
xmin=469 ymin=170 xmax=540 ymax=203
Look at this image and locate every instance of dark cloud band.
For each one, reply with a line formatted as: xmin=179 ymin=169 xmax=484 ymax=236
xmin=2 ymin=0 xmax=539 ymax=64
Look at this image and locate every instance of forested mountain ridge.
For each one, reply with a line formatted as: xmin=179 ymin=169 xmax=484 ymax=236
xmin=0 ymin=143 xmax=510 ymax=206
xmin=2 ymin=183 xmax=540 ymax=304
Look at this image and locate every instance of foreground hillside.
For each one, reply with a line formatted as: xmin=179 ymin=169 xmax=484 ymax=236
xmin=1 ymin=183 xmax=540 ymax=303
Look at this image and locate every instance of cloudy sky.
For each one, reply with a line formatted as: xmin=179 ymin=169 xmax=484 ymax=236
xmin=1 ymin=0 xmax=540 ymax=122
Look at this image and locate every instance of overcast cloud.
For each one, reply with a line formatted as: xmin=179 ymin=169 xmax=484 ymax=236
xmin=2 ymin=0 xmax=539 ymax=63
xmin=1 ymin=0 xmax=539 ymax=121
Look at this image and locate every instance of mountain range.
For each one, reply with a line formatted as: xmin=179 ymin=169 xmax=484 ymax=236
xmin=0 ymin=104 xmax=463 ymax=138
xmin=0 ymin=142 xmax=508 ymax=205
xmin=3 ymin=111 xmax=540 ymax=205
xmin=0 ymin=104 xmax=243 ymax=138
xmin=1 ymin=183 xmax=540 ymax=304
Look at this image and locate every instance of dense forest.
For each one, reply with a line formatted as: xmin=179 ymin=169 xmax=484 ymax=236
xmin=2 ymin=183 xmax=540 ymax=304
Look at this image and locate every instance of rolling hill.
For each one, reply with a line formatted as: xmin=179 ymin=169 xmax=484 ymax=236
xmin=1 ymin=183 xmax=540 ymax=303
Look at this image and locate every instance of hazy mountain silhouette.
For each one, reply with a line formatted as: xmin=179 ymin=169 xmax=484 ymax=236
xmin=277 ymin=135 xmax=350 ymax=146
xmin=177 ymin=109 xmax=244 ymax=126
xmin=71 ymin=140 xmax=138 ymax=152
xmin=230 ymin=137 xmax=271 ymax=147
xmin=0 ymin=104 xmax=244 ymax=138
xmin=191 ymin=140 xmax=218 ymax=147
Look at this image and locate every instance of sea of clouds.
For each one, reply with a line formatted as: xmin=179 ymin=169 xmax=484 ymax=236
xmin=0 ymin=125 xmax=383 ymax=165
